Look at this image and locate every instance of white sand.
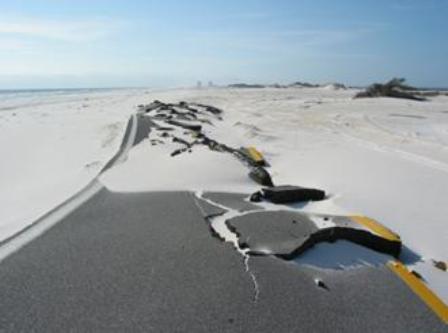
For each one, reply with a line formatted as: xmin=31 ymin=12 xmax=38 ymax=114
xmin=0 ymin=88 xmax=146 ymax=241
xmin=2 ymin=86 xmax=447 ymax=301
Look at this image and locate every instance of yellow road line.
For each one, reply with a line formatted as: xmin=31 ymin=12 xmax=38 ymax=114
xmin=388 ymin=261 xmax=448 ymax=324
xmin=350 ymin=216 xmax=400 ymax=242
xmin=246 ymin=147 xmax=265 ymax=163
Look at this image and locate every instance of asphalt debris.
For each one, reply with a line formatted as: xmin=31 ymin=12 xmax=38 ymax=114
xmin=262 ymin=185 xmax=326 ymax=204
xmin=138 ymin=100 xmax=277 ymax=187
xmin=433 ymin=260 xmax=447 ymax=272
xmin=314 ymin=278 xmax=330 ymax=291
xmin=249 ymin=167 xmax=274 ymax=187
xmin=226 ymin=211 xmax=402 ymax=259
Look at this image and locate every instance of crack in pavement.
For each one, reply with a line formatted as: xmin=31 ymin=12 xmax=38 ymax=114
xmin=194 ymin=191 xmax=260 ymax=303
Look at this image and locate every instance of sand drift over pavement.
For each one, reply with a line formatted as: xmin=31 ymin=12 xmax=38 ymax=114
xmin=0 ymin=89 xmax=144 ymax=242
xmin=1 ymin=87 xmax=447 ymax=324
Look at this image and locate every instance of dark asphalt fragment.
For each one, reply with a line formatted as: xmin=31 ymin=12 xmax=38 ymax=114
xmin=411 ymin=270 xmax=425 ymax=280
xmin=143 ymin=100 xmax=164 ymax=113
xmin=205 ymin=105 xmax=223 ymax=115
xmin=190 ymin=103 xmax=223 ymax=115
xmin=150 ymin=139 xmax=164 ymax=146
xmin=153 ymin=113 xmax=173 ymax=121
xmin=227 ymin=211 xmax=402 ymax=259
xmin=170 ymin=147 xmax=190 ymax=157
xmin=172 ymin=136 xmax=193 ymax=147
xmin=315 ymin=278 xmax=330 ymax=291
xmin=249 ymin=167 xmax=274 ymax=187
xmin=156 ymin=126 xmax=175 ymax=131
xmin=433 ymin=260 xmax=447 ymax=272
xmin=167 ymin=120 xmax=202 ymax=132
xmin=193 ymin=133 xmax=235 ymax=154
xmin=262 ymin=185 xmax=326 ymax=204
xmin=249 ymin=191 xmax=263 ymax=202
xmin=185 ymin=106 xmax=199 ymax=113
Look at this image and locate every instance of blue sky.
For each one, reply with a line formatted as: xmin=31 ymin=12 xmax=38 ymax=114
xmin=0 ymin=0 xmax=447 ymax=88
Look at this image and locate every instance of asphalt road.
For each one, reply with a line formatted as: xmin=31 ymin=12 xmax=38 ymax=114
xmin=0 ymin=114 xmax=445 ymax=332
xmin=0 ymin=189 xmax=445 ymax=332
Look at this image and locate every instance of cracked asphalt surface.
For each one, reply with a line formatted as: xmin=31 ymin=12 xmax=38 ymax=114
xmin=0 ymin=189 xmax=445 ymax=332
xmin=0 ymin=109 xmax=446 ymax=332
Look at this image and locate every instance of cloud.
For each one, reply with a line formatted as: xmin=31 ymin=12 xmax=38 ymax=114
xmin=0 ymin=16 xmax=118 ymax=42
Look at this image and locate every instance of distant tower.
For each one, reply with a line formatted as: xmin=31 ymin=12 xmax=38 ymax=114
xmin=208 ymin=81 xmax=214 ymax=87
xmin=196 ymin=81 xmax=202 ymax=89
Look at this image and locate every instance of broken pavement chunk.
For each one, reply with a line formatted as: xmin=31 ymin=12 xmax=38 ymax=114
xmin=240 ymin=147 xmax=268 ymax=167
xmin=249 ymin=167 xmax=274 ymax=187
xmin=170 ymin=148 xmax=189 ymax=157
xmin=206 ymin=105 xmax=223 ymax=115
xmin=167 ymin=120 xmax=202 ymax=132
xmin=227 ymin=211 xmax=317 ymax=257
xmin=226 ymin=211 xmax=402 ymax=259
xmin=315 ymin=278 xmax=330 ymax=291
xmin=262 ymin=185 xmax=326 ymax=204
xmin=172 ymin=136 xmax=192 ymax=147
xmin=192 ymin=103 xmax=222 ymax=115
xmin=249 ymin=191 xmax=263 ymax=202
xmin=433 ymin=260 xmax=447 ymax=272
xmin=144 ymin=100 xmax=164 ymax=113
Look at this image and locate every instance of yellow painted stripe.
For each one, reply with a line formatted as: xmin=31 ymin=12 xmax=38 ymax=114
xmin=246 ymin=147 xmax=265 ymax=163
xmin=387 ymin=261 xmax=448 ymax=324
xmin=350 ymin=216 xmax=400 ymax=242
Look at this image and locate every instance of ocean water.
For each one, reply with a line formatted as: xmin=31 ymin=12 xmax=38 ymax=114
xmin=0 ymin=88 xmax=127 ymax=112
xmin=0 ymin=87 xmax=119 ymax=96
